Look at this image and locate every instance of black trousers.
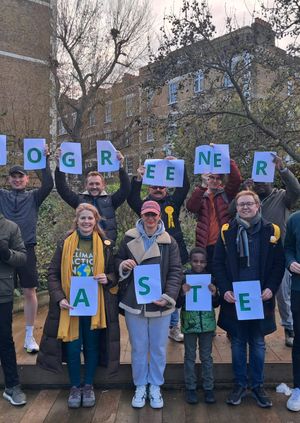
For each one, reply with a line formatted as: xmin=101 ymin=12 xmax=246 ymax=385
xmin=291 ymin=290 xmax=300 ymax=388
xmin=0 ymin=301 xmax=19 ymax=388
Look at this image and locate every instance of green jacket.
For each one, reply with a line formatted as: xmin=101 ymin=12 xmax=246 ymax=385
xmin=0 ymin=213 xmax=27 ymax=303
xmin=178 ymin=270 xmax=218 ymax=334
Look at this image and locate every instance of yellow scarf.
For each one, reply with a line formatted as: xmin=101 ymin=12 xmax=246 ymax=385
xmin=57 ymin=231 xmax=107 ymax=342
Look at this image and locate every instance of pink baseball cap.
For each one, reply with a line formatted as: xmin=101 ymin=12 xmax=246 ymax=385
xmin=141 ymin=200 xmax=161 ymax=215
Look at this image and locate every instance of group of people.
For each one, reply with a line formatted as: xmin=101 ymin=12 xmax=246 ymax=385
xmin=1 ymin=149 xmax=300 ymax=413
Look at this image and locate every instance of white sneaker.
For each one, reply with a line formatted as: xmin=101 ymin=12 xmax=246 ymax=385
xmin=149 ymin=384 xmax=164 ymax=408
xmin=131 ymin=385 xmax=147 ymax=408
xmin=24 ymin=336 xmax=39 ymax=353
xmin=287 ymin=388 xmax=300 ymax=411
xmin=169 ymin=326 xmax=184 ymax=342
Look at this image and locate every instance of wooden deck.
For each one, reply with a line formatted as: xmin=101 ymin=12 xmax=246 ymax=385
xmin=13 ymin=306 xmax=292 ymax=365
xmin=0 ymin=305 xmax=292 ymax=388
xmin=0 ymin=388 xmax=298 ymax=423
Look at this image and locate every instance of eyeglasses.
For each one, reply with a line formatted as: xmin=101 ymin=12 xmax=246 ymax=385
xmin=236 ymin=202 xmax=256 ymax=208
xmin=150 ymin=186 xmax=165 ymax=190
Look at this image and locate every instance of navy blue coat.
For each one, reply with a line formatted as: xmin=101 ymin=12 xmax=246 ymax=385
xmin=213 ymin=218 xmax=285 ymax=336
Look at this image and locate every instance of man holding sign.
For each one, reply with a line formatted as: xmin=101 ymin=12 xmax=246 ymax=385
xmin=115 ymin=200 xmax=182 ymax=409
xmin=55 ymin=149 xmax=130 ymax=242
xmin=213 ymin=190 xmax=285 ymax=408
xmin=127 ymin=156 xmax=189 ymax=342
xmin=186 ymin=158 xmax=241 ymax=273
xmin=0 ymin=147 xmax=53 ymax=353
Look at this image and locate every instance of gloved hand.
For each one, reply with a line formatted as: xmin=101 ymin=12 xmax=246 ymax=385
xmin=0 ymin=240 xmax=11 ymax=261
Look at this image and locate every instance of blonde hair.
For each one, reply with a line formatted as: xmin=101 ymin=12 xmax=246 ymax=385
xmin=236 ymin=190 xmax=260 ymax=205
xmin=86 ymin=171 xmax=105 ymax=184
xmin=72 ymin=203 xmax=105 ymax=237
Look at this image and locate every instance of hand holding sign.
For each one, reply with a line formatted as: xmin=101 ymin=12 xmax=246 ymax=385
xmin=59 ymin=298 xmax=74 ymax=310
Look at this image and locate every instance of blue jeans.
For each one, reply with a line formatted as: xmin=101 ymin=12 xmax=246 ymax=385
xmin=170 ymin=308 xmax=179 ymax=327
xmin=65 ymin=316 xmax=101 ymax=387
xmin=231 ymin=321 xmax=265 ymax=388
xmin=125 ymin=311 xmax=171 ymax=386
xmin=184 ymin=332 xmax=214 ymax=390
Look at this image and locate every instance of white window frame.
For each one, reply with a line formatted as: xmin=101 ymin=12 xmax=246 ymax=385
xmin=104 ymin=101 xmax=112 ymax=123
xmin=125 ymin=94 xmax=135 ymax=117
xmin=168 ymin=81 xmax=178 ymax=104
xmin=125 ymin=157 xmax=134 ymax=176
xmin=194 ymin=70 xmax=204 ymax=93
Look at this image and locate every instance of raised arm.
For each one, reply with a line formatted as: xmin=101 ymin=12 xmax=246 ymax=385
xmin=34 ymin=155 xmax=54 ymax=207
xmin=54 ymin=167 xmax=80 ymax=209
xmin=224 ymin=159 xmax=242 ymax=201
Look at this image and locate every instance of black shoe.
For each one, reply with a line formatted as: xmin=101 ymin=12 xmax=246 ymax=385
xmin=226 ymin=385 xmax=246 ymax=405
xmin=251 ymin=386 xmax=272 ymax=408
xmin=204 ymin=389 xmax=216 ymax=404
xmin=285 ymin=329 xmax=294 ymax=347
xmin=185 ymin=389 xmax=199 ymax=404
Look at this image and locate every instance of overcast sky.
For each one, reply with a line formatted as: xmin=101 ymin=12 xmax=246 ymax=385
xmin=150 ymin=0 xmax=287 ymax=48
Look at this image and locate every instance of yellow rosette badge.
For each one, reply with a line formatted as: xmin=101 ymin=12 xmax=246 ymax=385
xmin=165 ymin=206 xmax=175 ymax=228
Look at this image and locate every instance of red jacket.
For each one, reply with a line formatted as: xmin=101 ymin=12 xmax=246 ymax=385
xmin=186 ymin=160 xmax=242 ymax=248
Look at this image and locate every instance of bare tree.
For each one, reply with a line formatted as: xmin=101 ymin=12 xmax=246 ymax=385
xmin=52 ymin=0 xmax=152 ymax=142
xmin=147 ymin=0 xmax=300 ymax=169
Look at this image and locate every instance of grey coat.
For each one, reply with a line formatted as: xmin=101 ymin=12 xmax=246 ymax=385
xmin=0 ymin=213 xmax=27 ymax=303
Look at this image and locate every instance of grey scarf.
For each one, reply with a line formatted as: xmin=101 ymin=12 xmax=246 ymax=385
xmin=236 ymin=212 xmax=262 ymax=267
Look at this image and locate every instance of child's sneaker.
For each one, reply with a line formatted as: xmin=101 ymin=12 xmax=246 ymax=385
xmin=149 ymin=384 xmax=164 ymax=408
xmin=131 ymin=385 xmax=147 ymax=408
xmin=185 ymin=389 xmax=199 ymax=404
xmin=3 ymin=385 xmax=26 ymax=406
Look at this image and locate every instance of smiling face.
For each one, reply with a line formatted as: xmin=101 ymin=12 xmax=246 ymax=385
xmin=86 ymin=175 xmax=105 ymax=197
xmin=207 ymin=174 xmax=222 ymax=191
xmin=77 ymin=210 xmax=96 ymax=236
xmin=141 ymin=211 xmax=161 ymax=235
xmin=148 ymin=185 xmax=167 ymax=200
xmin=8 ymin=173 xmax=29 ymax=190
xmin=236 ymin=194 xmax=260 ymax=222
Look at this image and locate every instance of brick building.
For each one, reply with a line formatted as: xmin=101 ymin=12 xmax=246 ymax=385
xmin=57 ymin=18 xmax=299 ymax=179
xmin=0 ymin=0 xmax=56 ymax=185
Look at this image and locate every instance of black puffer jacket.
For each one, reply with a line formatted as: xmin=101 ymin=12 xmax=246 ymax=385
xmin=37 ymin=233 xmax=120 ymax=377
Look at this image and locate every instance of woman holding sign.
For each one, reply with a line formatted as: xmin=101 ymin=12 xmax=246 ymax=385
xmin=115 ymin=200 xmax=182 ymax=409
xmin=213 ymin=190 xmax=285 ymax=408
xmin=37 ymin=203 xmax=119 ymax=409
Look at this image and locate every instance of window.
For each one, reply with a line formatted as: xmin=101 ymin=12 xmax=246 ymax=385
xmin=125 ymin=157 xmax=134 ymax=176
xmin=104 ymin=130 xmax=112 ymax=141
xmin=146 ymin=126 xmax=154 ymax=142
xmin=104 ymin=101 xmax=112 ymax=122
xmin=194 ymin=70 xmax=204 ymax=93
xmin=57 ymin=117 xmax=67 ymax=135
xmin=88 ymin=111 xmax=96 ymax=127
xmin=124 ymin=127 xmax=132 ymax=146
xmin=125 ymin=94 xmax=135 ymax=117
xmin=223 ymin=55 xmax=240 ymax=88
xmin=72 ymin=112 xmax=77 ymax=126
xmin=168 ymin=81 xmax=178 ymax=104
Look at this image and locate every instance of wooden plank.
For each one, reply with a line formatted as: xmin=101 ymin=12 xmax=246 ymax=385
xmin=162 ymin=390 xmax=185 ymax=423
xmin=19 ymin=390 xmax=60 ymax=423
xmin=0 ymin=390 xmax=38 ymax=423
xmin=138 ymin=404 xmax=162 ymax=423
xmin=43 ymin=389 xmax=98 ymax=423
xmin=92 ymin=389 xmax=121 ymax=423
xmin=114 ymin=389 xmax=139 ymax=423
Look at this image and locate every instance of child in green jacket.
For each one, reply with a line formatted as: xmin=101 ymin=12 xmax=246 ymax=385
xmin=177 ymin=247 xmax=219 ymax=405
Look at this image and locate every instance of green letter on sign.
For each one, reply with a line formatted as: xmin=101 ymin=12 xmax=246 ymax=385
xmin=191 ymin=285 xmax=202 ymax=302
xmin=166 ymin=167 xmax=175 ymax=181
xmin=239 ymin=293 xmax=251 ymax=311
xmin=62 ymin=152 xmax=75 ymax=167
xmin=256 ymin=161 xmax=267 ymax=175
xmin=198 ymin=151 xmax=211 ymax=165
xmin=138 ymin=277 xmax=150 ymax=295
xmin=28 ymin=148 xmax=42 ymax=163
xmin=101 ymin=151 xmax=112 ymax=165
xmin=214 ymin=153 xmax=221 ymax=167
xmin=73 ymin=289 xmax=90 ymax=307
xmin=146 ymin=164 xmax=155 ymax=179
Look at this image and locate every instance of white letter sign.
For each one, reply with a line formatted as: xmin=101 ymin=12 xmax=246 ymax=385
xmin=133 ymin=264 xmax=162 ymax=304
xmin=24 ymin=138 xmax=46 ymax=170
xmin=194 ymin=144 xmax=230 ymax=175
xmin=251 ymin=152 xmax=276 ymax=183
xmin=233 ymin=280 xmax=264 ymax=320
xmin=59 ymin=142 xmax=82 ymax=174
xmin=69 ymin=277 xmax=98 ymax=316
xmin=142 ymin=159 xmax=184 ymax=188
xmin=96 ymin=140 xmax=119 ymax=172
xmin=185 ymin=274 xmax=212 ymax=311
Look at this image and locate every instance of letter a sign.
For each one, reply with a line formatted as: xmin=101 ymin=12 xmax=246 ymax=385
xmin=69 ymin=277 xmax=98 ymax=316
xmin=133 ymin=264 xmax=162 ymax=304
